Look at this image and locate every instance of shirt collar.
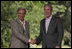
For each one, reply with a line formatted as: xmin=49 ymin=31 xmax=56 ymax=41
xmin=45 ymin=15 xmax=52 ymax=21
xmin=19 ymin=19 xmax=25 ymax=25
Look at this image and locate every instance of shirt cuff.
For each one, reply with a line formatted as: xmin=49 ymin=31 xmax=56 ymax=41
xmin=29 ymin=39 xmax=31 ymax=42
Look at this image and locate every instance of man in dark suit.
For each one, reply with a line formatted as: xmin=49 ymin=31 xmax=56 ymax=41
xmin=10 ymin=7 xmax=30 ymax=48
xmin=30 ymin=4 xmax=64 ymax=48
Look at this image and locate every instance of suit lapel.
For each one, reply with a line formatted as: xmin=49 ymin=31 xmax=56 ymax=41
xmin=25 ymin=21 xmax=27 ymax=31
xmin=42 ymin=19 xmax=46 ymax=34
xmin=47 ymin=16 xmax=55 ymax=34
xmin=43 ymin=17 xmax=55 ymax=34
xmin=16 ymin=18 xmax=25 ymax=34
xmin=16 ymin=18 xmax=24 ymax=29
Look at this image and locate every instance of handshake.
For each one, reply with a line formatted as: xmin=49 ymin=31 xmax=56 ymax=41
xmin=29 ymin=38 xmax=36 ymax=44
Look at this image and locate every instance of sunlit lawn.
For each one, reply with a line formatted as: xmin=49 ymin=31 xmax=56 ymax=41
xmin=30 ymin=44 xmax=71 ymax=48
xmin=30 ymin=33 xmax=71 ymax=48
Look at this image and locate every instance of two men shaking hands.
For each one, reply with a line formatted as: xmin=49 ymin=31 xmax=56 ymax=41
xmin=10 ymin=4 xmax=64 ymax=48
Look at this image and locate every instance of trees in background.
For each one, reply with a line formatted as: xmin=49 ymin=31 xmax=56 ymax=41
xmin=1 ymin=1 xmax=71 ymax=48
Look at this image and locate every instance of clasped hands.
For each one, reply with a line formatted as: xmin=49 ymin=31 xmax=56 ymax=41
xmin=29 ymin=38 xmax=60 ymax=48
xmin=29 ymin=38 xmax=36 ymax=44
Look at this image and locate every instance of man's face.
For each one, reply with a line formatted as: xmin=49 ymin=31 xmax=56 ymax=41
xmin=18 ymin=9 xmax=26 ymax=21
xmin=44 ymin=6 xmax=52 ymax=18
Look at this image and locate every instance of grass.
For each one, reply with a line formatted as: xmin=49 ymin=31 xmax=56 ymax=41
xmin=30 ymin=44 xmax=71 ymax=48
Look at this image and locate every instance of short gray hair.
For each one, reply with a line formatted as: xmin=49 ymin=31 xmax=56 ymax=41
xmin=17 ymin=7 xmax=26 ymax=14
xmin=44 ymin=4 xmax=53 ymax=11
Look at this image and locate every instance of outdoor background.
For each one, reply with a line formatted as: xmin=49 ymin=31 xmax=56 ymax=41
xmin=1 ymin=1 xmax=71 ymax=48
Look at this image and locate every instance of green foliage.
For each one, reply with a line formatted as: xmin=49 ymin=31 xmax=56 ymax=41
xmin=1 ymin=1 xmax=71 ymax=48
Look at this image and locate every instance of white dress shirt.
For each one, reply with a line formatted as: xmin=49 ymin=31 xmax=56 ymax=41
xmin=45 ymin=15 xmax=52 ymax=33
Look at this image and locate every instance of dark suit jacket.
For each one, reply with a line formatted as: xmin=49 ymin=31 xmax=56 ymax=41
xmin=36 ymin=16 xmax=64 ymax=48
xmin=10 ymin=18 xmax=30 ymax=48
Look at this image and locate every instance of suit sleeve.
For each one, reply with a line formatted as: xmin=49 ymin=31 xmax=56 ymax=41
xmin=36 ymin=22 xmax=42 ymax=45
xmin=11 ymin=21 xmax=29 ymax=43
xmin=57 ymin=19 xmax=64 ymax=46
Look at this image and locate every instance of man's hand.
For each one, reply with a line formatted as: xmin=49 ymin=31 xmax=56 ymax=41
xmin=55 ymin=46 xmax=60 ymax=48
xmin=30 ymin=38 xmax=36 ymax=44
